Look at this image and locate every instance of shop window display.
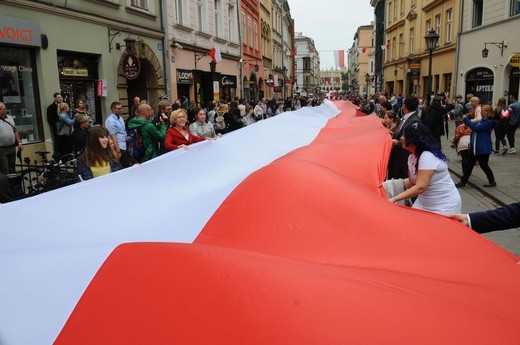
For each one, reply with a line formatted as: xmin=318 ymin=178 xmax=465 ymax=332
xmin=0 ymin=46 xmax=41 ymax=143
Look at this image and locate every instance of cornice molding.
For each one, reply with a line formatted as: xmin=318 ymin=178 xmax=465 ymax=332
xmin=2 ymin=0 xmax=163 ymax=39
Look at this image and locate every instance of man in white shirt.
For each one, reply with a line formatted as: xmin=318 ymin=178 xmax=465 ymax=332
xmin=105 ymin=102 xmax=132 ymax=168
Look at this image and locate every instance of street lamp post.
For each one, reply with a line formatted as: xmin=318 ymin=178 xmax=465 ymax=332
xmin=365 ymin=72 xmax=371 ymax=95
xmin=424 ymin=29 xmax=440 ymax=105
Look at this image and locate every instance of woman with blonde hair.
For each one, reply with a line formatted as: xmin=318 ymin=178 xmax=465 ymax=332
xmin=493 ymin=97 xmax=510 ymax=155
xmin=469 ymin=96 xmax=482 ymax=122
xmin=164 ymin=108 xmax=206 ymax=151
xmin=214 ymin=103 xmax=228 ymax=135
xmin=57 ymin=102 xmax=75 ymax=158
xmin=75 ymin=126 xmax=122 ymax=180
xmin=455 ymin=104 xmax=498 ymax=188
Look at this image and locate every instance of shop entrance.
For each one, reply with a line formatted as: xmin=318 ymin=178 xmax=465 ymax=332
xmin=465 ymin=67 xmax=494 ymax=105
xmin=509 ymin=67 xmax=520 ymax=99
xmin=57 ymin=53 xmax=101 ymax=124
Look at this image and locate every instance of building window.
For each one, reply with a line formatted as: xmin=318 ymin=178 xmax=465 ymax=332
xmin=400 ymin=0 xmax=405 ymax=14
xmin=426 ymin=19 xmax=431 ymax=31
xmin=409 ymin=27 xmax=415 ymax=54
xmin=393 ymin=0 xmax=397 ymax=19
xmin=473 ymin=0 xmax=483 ymax=27
xmin=175 ymin=0 xmax=185 ymax=25
xmin=511 ymin=0 xmax=520 ymax=16
xmin=0 ymin=46 xmax=42 ymax=144
xmin=197 ymin=0 xmax=207 ymax=32
xmin=411 ymin=0 xmax=416 ymax=7
xmin=241 ymin=12 xmax=245 ymax=44
xmin=130 ymin=0 xmax=148 ymax=10
xmin=392 ymin=37 xmax=396 ymax=60
xmin=435 ymin=14 xmax=441 ymax=38
xmin=446 ymin=9 xmax=452 ymax=43
xmin=253 ymin=20 xmax=258 ymax=51
xmin=248 ymin=16 xmax=253 ymax=48
xmin=214 ymin=0 xmax=221 ymax=37
xmin=388 ymin=2 xmax=392 ymax=24
xmin=444 ymin=73 xmax=452 ymax=95
xmin=399 ymin=34 xmax=404 ymax=58
xmin=228 ymin=3 xmax=237 ymax=41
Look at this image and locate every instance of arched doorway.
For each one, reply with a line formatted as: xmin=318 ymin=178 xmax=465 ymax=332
xmin=117 ymin=43 xmax=165 ymax=115
xmin=508 ymin=67 xmax=520 ymax=99
xmin=249 ymin=74 xmax=258 ymax=102
xmin=258 ymin=78 xmax=264 ymax=101
xmin=465 ymin=67 xmax=494 ymax=105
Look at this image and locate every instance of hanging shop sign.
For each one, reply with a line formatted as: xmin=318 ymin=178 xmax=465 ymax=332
xmin=122 ymin=53 xmax=141 ymax=80
xmin=509 ymin=54 xmax=520 ymax=68
xmin=221 ymin=75 xmax=237 ymax=88
xmin=177 ymin=69 xmax=193 ymax=84
xmin=0 ymin=15 xmax=41 ymax=47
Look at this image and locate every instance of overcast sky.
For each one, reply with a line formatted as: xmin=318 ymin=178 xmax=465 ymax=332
xmin=288 ymin=0 xmax=374 ymax=70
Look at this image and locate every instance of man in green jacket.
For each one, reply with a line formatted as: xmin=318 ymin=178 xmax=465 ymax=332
xmin=127 ymin=103 xmax=167 ymax=162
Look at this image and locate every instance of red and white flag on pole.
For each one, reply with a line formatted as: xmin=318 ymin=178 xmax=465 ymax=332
xmin=209 ymin=47 xmax=222 ymax=62
xmin=333 ymin=50 xmax=345 ymax=68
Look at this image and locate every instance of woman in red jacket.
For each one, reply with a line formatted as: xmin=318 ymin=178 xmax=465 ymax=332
xmin=164 ymin=108 xmax=205 ymax=151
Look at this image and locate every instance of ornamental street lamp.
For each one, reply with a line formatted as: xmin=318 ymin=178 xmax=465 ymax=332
xmin=365 ymin=72 xmax=371 ymax=95
xmin=424 ymin=29 xmax=440 ymax=104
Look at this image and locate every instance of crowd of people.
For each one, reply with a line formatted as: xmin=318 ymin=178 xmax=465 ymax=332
xmin=359 ymin=90 xmax=519 ymax=233
xmin=1 ymin=89 xmax=519 ymax=234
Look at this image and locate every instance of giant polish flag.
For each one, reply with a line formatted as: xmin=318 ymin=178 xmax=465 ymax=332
xmin=2 ymin=101 xmax=520 ymax=344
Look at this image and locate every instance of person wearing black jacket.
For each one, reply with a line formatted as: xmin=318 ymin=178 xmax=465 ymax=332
xmin=46 ymin=92 xmax=62 ymax=158
xmin=387 ymin=95 xmax=421 ymax=179
xmin=421 ymin=96 xmax=446 ymax=147
xmin=449 ymin=203 xmax=520 ymax=233
xmin=225 ymin=101 xmax=243 ymax=132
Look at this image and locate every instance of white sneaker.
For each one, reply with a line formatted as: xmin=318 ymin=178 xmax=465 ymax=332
xmin=507 ymin=148 xmax=516 ymax=154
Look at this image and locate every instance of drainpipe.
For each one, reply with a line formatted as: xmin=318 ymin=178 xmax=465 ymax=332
xmin=160 ymin=0 xmax=171 ymax=98
xmin=453 ymin=0 xmax=464 ymax=98
xmin=237 ymin=0 xmax=244 ymax=100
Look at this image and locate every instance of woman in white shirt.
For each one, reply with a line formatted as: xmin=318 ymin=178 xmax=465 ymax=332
xmin=388 ymin=122 xmax=461 ymax=215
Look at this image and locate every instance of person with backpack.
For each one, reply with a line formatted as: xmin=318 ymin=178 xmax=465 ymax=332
xmin=127 ymin=104 xmax=167 ymax=163
xmin=449 ymin=95 xmax=466 ymax=127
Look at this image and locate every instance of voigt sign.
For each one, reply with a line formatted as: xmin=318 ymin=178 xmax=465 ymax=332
xmin=0 ymin=15 xmax=42 ymax=47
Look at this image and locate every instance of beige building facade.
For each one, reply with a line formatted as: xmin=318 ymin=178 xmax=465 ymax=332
xmin=455 ymin=0 xmax=520 ymax=105
xmin=383 ymin=0 xmax=460 ymax=99
xmin=349 ymin=25 xmax=374 ymax=95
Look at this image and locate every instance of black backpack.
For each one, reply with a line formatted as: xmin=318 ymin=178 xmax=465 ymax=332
xmin=128 ymin=128 xmax=144 ymax=163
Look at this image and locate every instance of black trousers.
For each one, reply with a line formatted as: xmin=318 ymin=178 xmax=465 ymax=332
xmin=460 ymin=151 xmax=495 ymax=185
xmin=506 ymin=123 xmax=518 ymax=149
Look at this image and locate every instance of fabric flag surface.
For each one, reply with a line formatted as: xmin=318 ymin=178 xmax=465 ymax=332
xmin=209 ymin=46 xmax=222 ymax=62
xmin=2 ymin=101 xmax=520 ymax=344
xmin=333 ymin=49 xmax=345 ymax=68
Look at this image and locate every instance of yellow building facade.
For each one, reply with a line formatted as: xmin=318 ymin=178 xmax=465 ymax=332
xmin=383 ymin=0 xmax=460 ymax=99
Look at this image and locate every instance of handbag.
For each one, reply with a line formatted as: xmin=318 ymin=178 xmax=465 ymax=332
xmin=214 ymin=115 xmax=226 ymax=130
xmin=57 ymin=121 xmax=72 ymax=136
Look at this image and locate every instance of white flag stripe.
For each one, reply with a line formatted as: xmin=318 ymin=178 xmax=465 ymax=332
xmin=0 ymin=102 xmax=339 ymax=345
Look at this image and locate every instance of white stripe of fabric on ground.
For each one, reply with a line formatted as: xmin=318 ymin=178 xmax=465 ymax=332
xmin=0 ymin=101 xmax=338 ymax=345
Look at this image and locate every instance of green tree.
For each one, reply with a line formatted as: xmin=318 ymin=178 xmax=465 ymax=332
xmin=341 ymin=71 xmax=349 ymax=92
